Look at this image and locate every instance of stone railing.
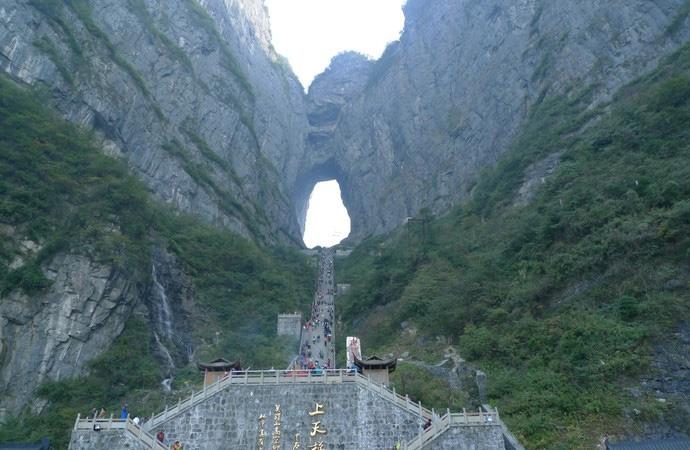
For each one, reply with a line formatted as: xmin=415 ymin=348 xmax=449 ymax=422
xmin=72 ymin=416 xmax=166 ymax=450
xmin=143 ymin=369 xmax=434 ymax=431
xmin=403 ymin=409 xmax=501 ymax=450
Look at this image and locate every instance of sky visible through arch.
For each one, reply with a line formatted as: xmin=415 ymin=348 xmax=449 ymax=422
xmin=265 ymin=0 xmax=406 ymax=89
xmin=303 ymin=181 xmax=351 ymax=248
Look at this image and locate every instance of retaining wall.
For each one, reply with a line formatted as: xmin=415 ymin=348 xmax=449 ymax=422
xmin=69 ymin=429 xmax=149 ymax=450
xmin=156 ymin=383 xmax=421 ymax=450
xmin=423 ymin=425 xmax=505 ymax=450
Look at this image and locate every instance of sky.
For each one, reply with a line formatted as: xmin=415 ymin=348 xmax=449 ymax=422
xmin=302 ymin=181 xmax=351 ymax=248
xmin=265 ymin=0 xmax=406 ymax=89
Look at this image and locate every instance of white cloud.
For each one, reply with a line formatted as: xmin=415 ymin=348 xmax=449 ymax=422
xmin=303 ymin=181 xmax=351 ymax=248
xmin=265 ymin=0 xmax=406 ymax=88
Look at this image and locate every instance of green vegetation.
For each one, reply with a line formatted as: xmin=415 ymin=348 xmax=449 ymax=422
xmin=0 ymin=77 xmax=152 ymax=291
xmin=339 ymin=45 xmax=690 ymax=447
xmin=0 ymin=75 xmax=313 ymax=448
xmin=390 ymin=363 xmax=474 ymax=412
xmin=0 ymin=319 xmax=163 ymax=449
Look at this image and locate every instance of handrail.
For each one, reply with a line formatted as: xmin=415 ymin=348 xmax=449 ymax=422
xmin=72 ymin=416 xmax=166 ymax=450
xmin=404 ymin=409 xmax=501 ymax=450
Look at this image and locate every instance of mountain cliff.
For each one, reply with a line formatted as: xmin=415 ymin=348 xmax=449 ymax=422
xmin=0 ymin=0 xmax=689 ymax=448
xmin=1 ymin=0 xmax=308 ymax=244
xmin=299 ymin=0 xmax=690 ymax=240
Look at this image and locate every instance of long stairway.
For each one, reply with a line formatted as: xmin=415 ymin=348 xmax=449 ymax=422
xmin=71 ymin=416 xmax=166 ymax=449
xmin=295 ymin=248 xmax=336 ymax=370
xmin=70 ymin=247 xmax=505 ymax=449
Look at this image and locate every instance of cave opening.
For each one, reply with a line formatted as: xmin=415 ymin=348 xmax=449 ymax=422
xmin=303 ymin=180 xmax=351 ymax=249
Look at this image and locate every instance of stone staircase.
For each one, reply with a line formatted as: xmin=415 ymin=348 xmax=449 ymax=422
xmin=71 ymin=370 xmax=503 ymax=449
xmin=403 ymin=410 xmax=500 ymax=450
xmin=142 ymin=369 xmax=434 ymax=431
xmin=72 ymin=416 xmax=166 ymax=449
xmin=136 ymin=368 xmax=502 ymax=449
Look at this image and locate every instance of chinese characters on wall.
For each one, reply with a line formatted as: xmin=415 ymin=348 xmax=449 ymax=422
xmin=257 ymin=414 xmax=267 ymax=450
xmin=257 ymin=402 xmax=330 ymax=450
xmin=273 ymin=404 xmax=282 ymax=450
xmin=308 ymin=403 xmax=327 ymax=450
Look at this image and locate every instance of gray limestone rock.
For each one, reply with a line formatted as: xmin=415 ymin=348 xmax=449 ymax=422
xmin=297 ymin=0 xmax=690 ymax=241
xmin=0 ymin=254 xmax=138 ymax=413
xmin=2 ymin=0 xmax=689 ymax=244
xmin=0 ymin=0 xmax=307 ymax=245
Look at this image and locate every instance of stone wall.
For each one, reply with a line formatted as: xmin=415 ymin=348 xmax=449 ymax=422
xmin=152 ymin=383 xmax=504 ymax=450
xmin=277 ymin=314 xmax=302 ymax=338
xmin=69 ymin=429 xmax=149 ymax=450
xmin=423 ymin=425 xmax=505 ymax=450
xmin=156 ymin=383 xmax=421 ymax=450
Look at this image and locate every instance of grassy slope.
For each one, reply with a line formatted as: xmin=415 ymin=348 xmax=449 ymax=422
xmin=338 ymin=45 xmax=690 ymax=448
xmin=0 ymin=76 xmax=313 ymax=448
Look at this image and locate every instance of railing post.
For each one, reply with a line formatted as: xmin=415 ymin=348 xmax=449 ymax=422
xmin=245 ymin=370 xmax=249 ymax=384
xmin=479 ymin=407 xmax=484 ymax=424
xmin=190 ymin=390 xmax=194 ymax=405
xmin=164 ymin=405 xmax=168 ymax=422
xmin=406 ymin=394 xmax=410 ymax=411
xmin=419 ymin=401 xmax=423 ymax=419
xmin=74 ymin=413 xmax=80 ymax=431
xmin=276 ymin=369 xmax=280 ymax=384
xmin=495 ymin=407 xmax=500 ymax=421
xmin=463 ymin=408 xmax=468 ymax=424
xmin=108 ymin=413 xmax=113 ymax=428
xmin=260 ymin=371 xmax=264 ymax=384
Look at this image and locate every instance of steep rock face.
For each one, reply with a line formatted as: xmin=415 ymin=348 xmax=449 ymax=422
xmin=299 ymin=0 xmax=690 ymax=240
xmin=0 ymin=0 xmax=307 ymax=244
xmin=294 ymin=52 xmax=373 ymax=234
xmin=148 ymin=246 xmax=196 ymax=372
xmin=0 ymin=245 xmax=199 ymax=414
xmin=0 ymin=254 xmax=139 ymax=413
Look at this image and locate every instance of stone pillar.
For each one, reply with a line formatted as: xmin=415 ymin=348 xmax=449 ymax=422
xmin=336 ymin=284 xmax=351 ymax=296
xmin=475 ymin=370 xmax=487 ymax=405
xmin=277 ymin=313 xmax=302 ymax=337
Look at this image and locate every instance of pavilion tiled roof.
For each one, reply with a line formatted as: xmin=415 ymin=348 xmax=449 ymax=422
xmin=354 ymin=355 xmax=397 ymax=372
xmin=196 ymin=358 xmax=242 ymax=371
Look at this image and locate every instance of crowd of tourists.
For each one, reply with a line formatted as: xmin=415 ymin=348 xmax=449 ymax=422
xmin=294 ymin=250 xmax=336 ymax=372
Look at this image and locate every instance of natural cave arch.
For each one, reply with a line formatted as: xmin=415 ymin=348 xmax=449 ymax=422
xmin=293 ymin=159 xmax=353 ymax=245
